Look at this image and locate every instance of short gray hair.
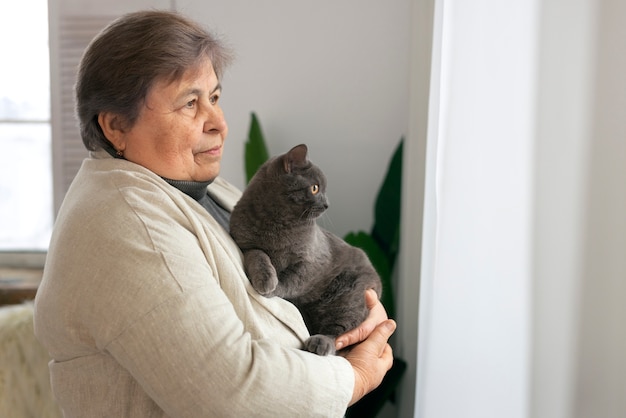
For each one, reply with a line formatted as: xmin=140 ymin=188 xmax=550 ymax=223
xmin=75 ymin=10 xmax=233 ymax=153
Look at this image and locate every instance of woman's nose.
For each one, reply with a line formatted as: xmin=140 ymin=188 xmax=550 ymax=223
xmin=203 ymin=106 xmax=227 ymax=134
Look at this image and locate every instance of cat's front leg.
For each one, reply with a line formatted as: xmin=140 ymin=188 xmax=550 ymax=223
xmin=244 ymin=249 xmax=279 ymax=296
xmin=274 ymin=261 xmax=311 ymax=299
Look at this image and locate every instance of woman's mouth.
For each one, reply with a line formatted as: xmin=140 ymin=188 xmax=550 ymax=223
xmin=199 ymin=145 xmax=222 ymax=156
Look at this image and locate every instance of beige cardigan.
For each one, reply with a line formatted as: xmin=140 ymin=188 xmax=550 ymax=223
xmin=34 ymin=150 xmax=353 ymax=417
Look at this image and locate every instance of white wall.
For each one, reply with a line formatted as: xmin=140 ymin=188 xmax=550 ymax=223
xmin=533 ymin=0 xmax=626 ymax=417
xmin=530 ymin=0 xmax=595 ymax=415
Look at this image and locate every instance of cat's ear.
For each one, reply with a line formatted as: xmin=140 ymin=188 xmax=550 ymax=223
xmin=284 ymin=144 xmax=309 ymax=173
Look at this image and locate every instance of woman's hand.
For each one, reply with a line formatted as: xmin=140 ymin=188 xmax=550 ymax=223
xmin=334 ymin=289 xmax=396 ymax=405
xmin=344 ymin=319 xmax=396 ymax=405
xmin=335 ymin=289 xmax=389 ymax=351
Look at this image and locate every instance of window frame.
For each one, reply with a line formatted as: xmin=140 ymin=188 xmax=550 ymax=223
xmin=0 ymin=0 xmax=53 ymax=264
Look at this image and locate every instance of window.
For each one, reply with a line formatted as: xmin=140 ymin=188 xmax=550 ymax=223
xmin=0 ymin=0 xmax=53 ymax=251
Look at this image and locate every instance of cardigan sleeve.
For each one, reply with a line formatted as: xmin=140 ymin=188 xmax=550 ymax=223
xmin=107 ymin=269 xmax=354 ymax=417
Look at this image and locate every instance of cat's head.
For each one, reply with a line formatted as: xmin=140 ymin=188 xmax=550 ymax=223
xmin=255 ymin=144 xmax=329 ymax=222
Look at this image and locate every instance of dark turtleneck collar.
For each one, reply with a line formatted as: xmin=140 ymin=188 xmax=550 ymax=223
xmin=162 ymin=178 xmax=212 ymax=201
xmin=162 ymin=177 xmax=231 ymax=233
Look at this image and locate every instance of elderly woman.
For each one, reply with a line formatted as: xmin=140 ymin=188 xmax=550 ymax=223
xmin=33 ymin=9 xmax=395 ymax=418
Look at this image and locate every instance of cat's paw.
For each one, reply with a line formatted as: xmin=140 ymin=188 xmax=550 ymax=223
xmin=250 ymin=272 xmax=278 ymax=296
xmin=304 ymin=334 xmax=336 ymax=356
xmin=244 ymin=251 xmax=279 ymax=296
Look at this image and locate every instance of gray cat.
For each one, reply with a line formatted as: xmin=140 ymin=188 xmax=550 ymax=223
xmin=230 ymin=144 xmax=382 ymax=356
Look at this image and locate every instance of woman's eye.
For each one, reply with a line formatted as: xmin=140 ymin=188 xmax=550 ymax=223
xmin=185 ymin=99 xmax=197 ymax=109
xmin=209 ymin=94 xmax=220 ymax=105
xmin=310 ymin=184 xmax=319 ymax=195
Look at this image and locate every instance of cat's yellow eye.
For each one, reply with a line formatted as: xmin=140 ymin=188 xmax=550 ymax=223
xmin=311 ymin=184 xmax=320 ymax=195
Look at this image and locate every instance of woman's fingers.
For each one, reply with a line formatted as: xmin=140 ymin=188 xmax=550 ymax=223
xmin=335 ymin=289 xmax=389 ymax=350
xmin=346 ymin=319 xmax=396 ymax=405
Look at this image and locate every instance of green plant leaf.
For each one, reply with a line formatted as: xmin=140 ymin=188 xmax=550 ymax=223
xmin=244 ymin=112 xmax=270 ymax=184
xmin=371 ymin=138 xmax=403 ymax=269
xmin=344 ymin=231 xmax=395 ymax=318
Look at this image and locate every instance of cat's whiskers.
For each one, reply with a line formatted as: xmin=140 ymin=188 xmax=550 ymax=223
xmin=299 ymin=208 xmax=310 ymax=221
xmin=317 ymin=212 xmax=335 ymax=230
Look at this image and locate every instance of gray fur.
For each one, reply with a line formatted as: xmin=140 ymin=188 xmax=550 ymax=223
xmin=230 ymin=144 xmax=382 ymax=355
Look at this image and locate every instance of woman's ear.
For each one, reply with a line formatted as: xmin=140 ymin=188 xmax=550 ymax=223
xmin=98 ymin=112 xmax=127 ymax=152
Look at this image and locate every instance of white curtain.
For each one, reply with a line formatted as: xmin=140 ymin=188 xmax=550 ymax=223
xmin=415 ymin=1 xmax=536 ymax=417
xmin=397 ymin=0 xmax=626 ymax=417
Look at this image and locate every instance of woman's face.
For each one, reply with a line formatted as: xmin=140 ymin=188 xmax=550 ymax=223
xmin=119 ymin=59 xmax=228 ymax=182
